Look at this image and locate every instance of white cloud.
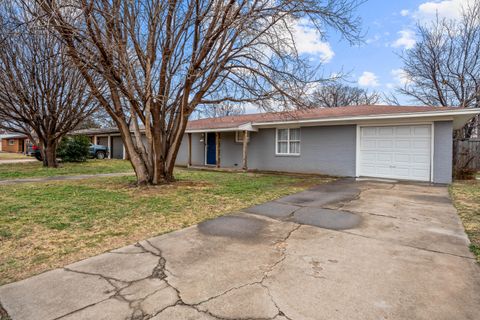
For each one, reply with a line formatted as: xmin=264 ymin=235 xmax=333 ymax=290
xmin=392 ymin=29 xmax=416 ymax=49
xmin=400 ymin=9 xmax=410 ymax=16
xmin=358 ymin=71 xmax=380 ymax=87
xmin=293 ymin=19 xmax=334 ymax=62
xmin=415 ymin=0 xmax=475 ymax=21
xmin=366 ymin=34 xmax=381 ymax=44
xmin=391 ymin=68 xmax=412 ymax=86
xmin=242 ymin=102 xmax=261 ymax=114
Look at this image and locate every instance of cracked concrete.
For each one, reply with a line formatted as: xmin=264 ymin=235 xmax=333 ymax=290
xmin=0 ymin=179 xmax=479 ymax=320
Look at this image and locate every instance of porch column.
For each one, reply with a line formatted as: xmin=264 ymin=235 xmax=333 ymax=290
xmin=215 ymin=132 xmax=221 ymax=168
xmin=187 ymin=133 xmax=192 ymax=167
xmin=107 ymin=135 xmax=112 ymax=159
xmin=242 ymin=130 xmax=248 ymax=171
xmin=93 ymin=135 xmax=97 ymax=145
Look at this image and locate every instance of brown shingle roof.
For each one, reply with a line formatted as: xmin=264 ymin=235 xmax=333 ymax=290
xmin=186 ymin=105 xmax=457 ymax=130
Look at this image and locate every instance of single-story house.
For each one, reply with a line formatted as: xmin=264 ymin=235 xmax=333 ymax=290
xmin=0 ymin=133 xmax=28 ymax=153
xmin=76 ymin=105 xmax=480 ymax=184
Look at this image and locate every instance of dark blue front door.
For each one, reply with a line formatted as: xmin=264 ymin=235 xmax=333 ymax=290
xmin=206 ymin=133 xmax=216 ymax=165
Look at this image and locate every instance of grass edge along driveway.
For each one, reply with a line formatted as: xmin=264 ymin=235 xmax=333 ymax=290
xmin=450 ymin=179 xmax=480 ymax=262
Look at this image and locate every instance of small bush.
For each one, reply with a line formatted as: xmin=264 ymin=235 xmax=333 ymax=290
xmin=57 ymin=135 xmax=90 ymax=162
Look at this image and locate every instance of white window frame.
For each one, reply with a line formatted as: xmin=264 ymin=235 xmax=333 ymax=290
xmin=8 ymin=139 xmax=15 ymax=146
xmin=235 ymin=131 xmax=250 ymax=143
xmin=275 ymin=128 xmax=301 ymax=156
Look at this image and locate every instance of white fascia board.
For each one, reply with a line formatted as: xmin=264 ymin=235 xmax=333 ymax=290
xmin=252 ymin=109 xmax=480 ymax=128
xmin=186 ymin=122 xmax=258 ymax=133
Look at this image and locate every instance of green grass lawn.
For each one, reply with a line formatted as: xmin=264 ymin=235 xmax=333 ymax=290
xmin=450 ymin=179 xmax=480 ymax=262
xmin=0 ymin=168 xmax=331 ymax=285
xmin=0 ymin=159 xmax=133 ymax=180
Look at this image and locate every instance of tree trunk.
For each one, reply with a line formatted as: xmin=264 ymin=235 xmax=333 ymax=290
xmin=117 ymin=121 xmax=152 ymax=185
xmin=42 ymin=139 xmax=58 ymax=168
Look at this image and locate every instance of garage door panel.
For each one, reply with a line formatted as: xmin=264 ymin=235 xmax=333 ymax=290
xmin=413 ymin=126 xmax=430 ymax=136
xmin=378 ymin=127 xmax=395 ymax=136
xmin=414 ymin=155 xmax=430 ymax=163
xmin=377 ymin=153 xmax=393 ymax=162
xmin=359 ymin=125 xmax=431 ymax=181
xmin=361 ymin=152 xmax=377 ymax=161
xmin=377 ymin=139 xmax=394 ymax=148
xmin=376 ymin=166 xmax=393 ymax=175
xmin=361 ymin=139 xmax=377 ymax=149
xmin=395 ymin=140 xmax=411 ymax=148
xmin=362 ymin=127 xmax=377 ymax=137
xmin=392 ymin=167 xmax=410 ymax=177
xmin=394 ymin=153 xmax=410 ymax=163
xmin=412 ymin=139 xmax=430 ymax=149
xmin=412 ymin=168 xmax=430 ymax=178
xmin=395 ymin=126 xmax=412 ymax=136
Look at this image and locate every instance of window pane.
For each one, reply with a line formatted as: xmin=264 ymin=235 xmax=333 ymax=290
xmin=289 ymin=128 xmax=300 ymax=140
xmin=277 ymin=129 xmax=288 ymax=141
xmin=277 ymin=142 xmax=288 ymax=153
xmin=290 ymin=141 xmax=300 ymax=154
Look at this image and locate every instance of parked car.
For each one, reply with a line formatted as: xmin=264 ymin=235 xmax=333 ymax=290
xmin=33 ymin=143 xmax=109 ymax=161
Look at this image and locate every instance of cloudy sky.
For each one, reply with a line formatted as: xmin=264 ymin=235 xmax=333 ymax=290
xmin=295 ymin=0 xmax=472 ymax=104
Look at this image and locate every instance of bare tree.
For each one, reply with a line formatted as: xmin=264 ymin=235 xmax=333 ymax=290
xmin=310 ymin=83 xmax=381 ymax=107
xmin=196 ymin=103 xmax=246 ymax=118
xmin=0 ymin=4 xmax=97 ymax=167
xmin=397 ymin=1 xmax=480 ymax=137
xmin=31 ymin=0 xmax=362 ymax=184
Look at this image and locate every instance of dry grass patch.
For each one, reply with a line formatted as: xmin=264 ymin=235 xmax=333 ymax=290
xmin=0 ymin=169 xmax=332 ymax=284
xmin=450 ymin=180 xmax=480 ymax=262
xmin=0 ymin=153 xmax=30 ymax=160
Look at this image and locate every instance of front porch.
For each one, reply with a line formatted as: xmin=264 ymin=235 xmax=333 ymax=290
xmin=185 ymin=124 xmax=257 ymax=171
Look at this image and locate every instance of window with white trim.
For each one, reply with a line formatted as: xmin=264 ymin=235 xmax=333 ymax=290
xmin=276 ymin=128 xmax=300 ymax=155
xmin=8 ymin=139 xmax=15 ymax=146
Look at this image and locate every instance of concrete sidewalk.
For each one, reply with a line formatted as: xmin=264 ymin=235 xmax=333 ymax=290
xmin=0 ymin=159 xmax=36 ymax=165
xmin=0 ymin=179 xmax=479 ymax=319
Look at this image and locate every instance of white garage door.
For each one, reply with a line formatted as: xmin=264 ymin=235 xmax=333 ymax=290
xmin=358 ymin=125 xmax=432 ymax=181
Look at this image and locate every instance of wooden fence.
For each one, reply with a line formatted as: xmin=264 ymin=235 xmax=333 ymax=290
xmin=453 ymin=139 xmax=480 ymax=171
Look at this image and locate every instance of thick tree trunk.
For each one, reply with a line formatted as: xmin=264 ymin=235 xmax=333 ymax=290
xmin=42 ymin=139 xmax=58 ymax=168
xmin=117 ymin=121 xmax=152 ymax=185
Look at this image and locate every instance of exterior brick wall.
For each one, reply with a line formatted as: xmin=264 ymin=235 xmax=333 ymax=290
xmin=1 ymin=138 xmax=24 ymax=153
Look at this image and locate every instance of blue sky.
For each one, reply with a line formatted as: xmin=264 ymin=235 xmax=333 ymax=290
xmin=300 ymin=0 xmax=472 ymax=104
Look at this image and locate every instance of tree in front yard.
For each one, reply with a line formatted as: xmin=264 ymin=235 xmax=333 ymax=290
xmin=396 ymin=1 xmax=480 ymax=138
xmin=0 ymin=3 xmax=97 ymax=167
xmin=32 ymin=0 xmax=363 ymax=184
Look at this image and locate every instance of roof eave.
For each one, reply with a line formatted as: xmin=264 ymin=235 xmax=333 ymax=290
xmin=252 ymin=109 xmax=480 ymax=129
xmin=186 ymin=122 xmax=258 ymax=133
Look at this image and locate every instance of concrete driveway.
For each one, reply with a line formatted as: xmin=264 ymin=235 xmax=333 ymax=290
xmin=1 ymin=179 xmax=479 ymax=320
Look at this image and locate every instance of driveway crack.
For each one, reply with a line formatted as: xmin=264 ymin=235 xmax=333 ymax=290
xmin=0 ymin=300 xmax=10 ymax=320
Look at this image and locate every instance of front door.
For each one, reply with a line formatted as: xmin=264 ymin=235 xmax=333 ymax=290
xmin=206 ymin=133 xmax=216 ymax=165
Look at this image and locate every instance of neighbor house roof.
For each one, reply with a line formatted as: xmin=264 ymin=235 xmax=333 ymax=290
xmin=186 ymin=105 xmax=479 ymax=132
xmin=0 ymin=133 xmax=27 ymax=139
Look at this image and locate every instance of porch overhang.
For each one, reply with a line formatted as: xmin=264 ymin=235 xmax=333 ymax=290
xmin=185 ymin=122 xmax=258 ymax=133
